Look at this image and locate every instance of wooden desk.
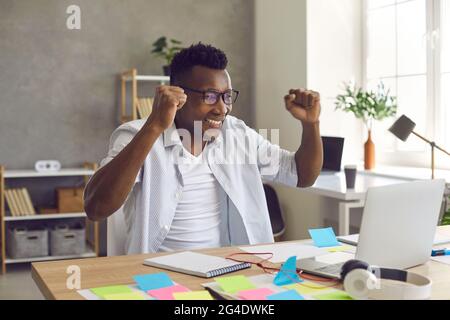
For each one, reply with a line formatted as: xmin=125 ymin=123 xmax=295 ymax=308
xmin=32 ymin=226 xmax=450 ymax=300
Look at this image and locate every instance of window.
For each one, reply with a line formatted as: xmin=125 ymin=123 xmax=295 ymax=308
xmin=364 ymin=0 xmax=449 ymax=167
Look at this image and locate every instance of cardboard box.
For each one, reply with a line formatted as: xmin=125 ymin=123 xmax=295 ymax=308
xmin=56 ymin=187 xmax=84 ymax=213
xmin=39 ymin=207 xmax=59 ymax=214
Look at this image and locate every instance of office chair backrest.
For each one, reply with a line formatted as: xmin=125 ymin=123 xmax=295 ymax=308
xmin=263 ymin=184 xmax=286 ymax=237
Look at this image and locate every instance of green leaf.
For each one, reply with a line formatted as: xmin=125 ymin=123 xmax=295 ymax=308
xmin=151 ymin=36 xmax=184 ymax=64
xmin=335 ymin=80 xmax=398 ymax=123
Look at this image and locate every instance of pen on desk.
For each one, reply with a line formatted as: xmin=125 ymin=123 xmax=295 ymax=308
xmin=431 ymin=249 xmax=450 ymax=256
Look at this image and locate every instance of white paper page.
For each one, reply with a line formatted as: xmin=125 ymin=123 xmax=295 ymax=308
xmin=431 ymin=255 xmax=450 ymax=265
xmin=433 ymin=233 xmax=450 ymax=245
xmin=315 ymin=252 xmax=355 ymax=264
xmin=77 ymin=285 xmax=154 ymax=300
xmin=338 ymin=233 xmax=450 ymax=246
xmin=238 ymin=243 xmax=328 ymax=263
xmin=77 ymin=289 xmax=101 ymax=300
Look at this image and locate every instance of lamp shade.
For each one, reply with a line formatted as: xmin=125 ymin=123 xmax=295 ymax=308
xmin=388 ymin=115 xmax=416 ymax=142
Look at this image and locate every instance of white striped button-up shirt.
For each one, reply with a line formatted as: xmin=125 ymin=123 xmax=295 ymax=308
xmin=99 ymin=116 xmax=298 ymax=254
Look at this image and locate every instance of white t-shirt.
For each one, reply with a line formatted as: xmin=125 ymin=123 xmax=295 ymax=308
xmin=98 ymin=116 xmax=298 ymax=254
xmin=158 ymin=146 xmax=226 ymax=252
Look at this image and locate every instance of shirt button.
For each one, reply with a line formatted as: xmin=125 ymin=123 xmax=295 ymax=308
xmin=164 ymin=225 xmax=170 ymax=231
xmin=175 ymin=190 xmax=182 ymax=200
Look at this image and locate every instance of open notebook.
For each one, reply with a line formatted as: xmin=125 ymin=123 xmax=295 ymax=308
xmin=144 ymin=251 xmax=251 ymax=278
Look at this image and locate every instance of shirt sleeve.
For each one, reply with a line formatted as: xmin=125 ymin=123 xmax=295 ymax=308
xmin=245 ymin=125 xmax=298 ymax=187
xmin=99 ymin=124 xmax=142 ymax=184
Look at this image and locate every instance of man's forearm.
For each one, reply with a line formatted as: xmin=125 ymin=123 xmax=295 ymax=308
xmin=295 ymin=122 xmax=323 ymax=188
xmin=84 ymin=124 xmax=163 ymax=221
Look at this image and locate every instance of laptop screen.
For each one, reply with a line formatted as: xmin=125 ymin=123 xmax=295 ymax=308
xmin=322 ymin=136 xmax=344 ymax=172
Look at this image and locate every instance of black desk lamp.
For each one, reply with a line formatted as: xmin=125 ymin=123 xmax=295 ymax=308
xmin=388 ymin=115 xmax=450 ymax=179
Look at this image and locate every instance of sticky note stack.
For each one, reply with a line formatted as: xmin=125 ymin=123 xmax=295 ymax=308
xmin=213 ymin=275 xmax=279 ymax=301
xmin=88 ymin=272 xmax=214 ymax=300
xmin=309 ymin=227 xmax=341 ymax=248
xmin=214 ymin=275 xmax=256 ymax=294
xmin=237 ymin=288 xmax=275 ymax=300
xmin=282 ymin=281 xmax=353 ymax=300
xmin=133 ymin=272 xmax=213 ymax=300
xmin=90 ymin=285 xmax=146 ymax=300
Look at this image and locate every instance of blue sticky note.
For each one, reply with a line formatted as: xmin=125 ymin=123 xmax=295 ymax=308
xmin=267 ymin=289 xmax=305 ymax=300
xmin=309 ymin=227 xmax=340 ymax=248
xmin=273 ymin=256 xmax=303 ymax=286
xmin=133 ymin=273 xmax=173 ymax=291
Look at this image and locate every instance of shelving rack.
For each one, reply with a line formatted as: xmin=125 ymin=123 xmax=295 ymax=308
xmin=0 ymin=162 xmax=99 ymax=274
xmin=120 ymin=68 xmax=170 ymax=123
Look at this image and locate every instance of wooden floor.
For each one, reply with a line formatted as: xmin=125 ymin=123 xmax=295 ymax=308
xmin=0 ymin=264 xmax=44 ymax=299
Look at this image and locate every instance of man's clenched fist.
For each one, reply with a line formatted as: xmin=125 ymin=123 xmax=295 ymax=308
xmin=146 ymin=85 xmax=187 ymax=131
xmin=284 ymin=88 xmax=321 ymax=124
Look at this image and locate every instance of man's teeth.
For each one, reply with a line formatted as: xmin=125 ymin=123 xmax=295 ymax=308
xmin=206 ymin=119 xmax=221 ymax=126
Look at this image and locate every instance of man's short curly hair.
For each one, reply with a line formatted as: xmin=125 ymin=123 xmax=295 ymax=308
xmin=170 ymin=43 xmax=228 ymax=84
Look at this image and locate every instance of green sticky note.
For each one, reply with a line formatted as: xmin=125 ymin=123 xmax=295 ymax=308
xmin=283 ymin=282 xmax=328 ymax=295
xmin=103 ymin=292 xmax=146 ymax=300
xmin=215 ymin=275 xmax=256 ymax=294
xmin=173 ymin=291 xmax=214 ymax=300
xmin=90 ymin=285 xmax=133 ymax=299
xmin=313 ymin=290 xmax=353 ymax=300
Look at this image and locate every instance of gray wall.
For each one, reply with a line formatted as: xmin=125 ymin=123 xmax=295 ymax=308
xmin=255 ymin=0 xmax=363 ymax=240
xmin=0 ymin=0 xmax=254 ymax=256
xmin=0 ymin=0 xmax=254 ymax=169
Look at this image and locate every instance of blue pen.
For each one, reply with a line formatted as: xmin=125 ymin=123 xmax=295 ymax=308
xmin=431 ymin=249 xmax=450 ymax=256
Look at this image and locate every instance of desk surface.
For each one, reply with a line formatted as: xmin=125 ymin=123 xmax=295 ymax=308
xmin=32 ymin=226 xmax=450 ymax=300
xmin=306 ymin=165 xmax=450 ymax=201
xmin=306 ymin=172 xmax=414 ymax=200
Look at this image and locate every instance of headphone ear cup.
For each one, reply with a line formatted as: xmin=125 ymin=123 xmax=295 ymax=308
xmin=343 ymin=268 xmax=378 ymax=300
xmin=340 ymin=259 xmax=370 ymax=279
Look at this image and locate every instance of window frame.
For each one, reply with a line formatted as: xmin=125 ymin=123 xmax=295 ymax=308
xmin=362 ymin=0 xmax=449 ymax=169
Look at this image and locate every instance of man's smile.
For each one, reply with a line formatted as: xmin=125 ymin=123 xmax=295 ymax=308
xmin=204 ymin=117 xmax=224 ymax=128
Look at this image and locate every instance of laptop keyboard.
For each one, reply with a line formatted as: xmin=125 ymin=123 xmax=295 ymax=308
xmin=315 ymin=262 xmax=345 ymax=275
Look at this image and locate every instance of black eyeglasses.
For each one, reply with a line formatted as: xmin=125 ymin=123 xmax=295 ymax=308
xmin=180 ymin=86 xmax=239 ymax=106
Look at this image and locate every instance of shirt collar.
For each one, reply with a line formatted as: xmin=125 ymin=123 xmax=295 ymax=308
xmin=162 ymin=123 xmax=181 ymax=148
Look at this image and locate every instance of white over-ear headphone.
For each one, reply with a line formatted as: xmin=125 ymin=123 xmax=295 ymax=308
xmin=341 ymin=260 xmax=432 ymax=300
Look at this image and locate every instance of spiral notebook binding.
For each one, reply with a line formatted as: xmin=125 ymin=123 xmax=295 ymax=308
xmin=207 ymin=262 xmax=252 ymax=278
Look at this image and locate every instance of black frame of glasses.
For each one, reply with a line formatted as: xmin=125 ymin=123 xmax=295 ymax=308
xmin=180 ymin=86 xmax=239 ymax=105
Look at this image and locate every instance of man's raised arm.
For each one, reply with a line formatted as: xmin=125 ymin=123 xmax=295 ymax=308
xmin=84 ymin=86 xmax=187 ymax=221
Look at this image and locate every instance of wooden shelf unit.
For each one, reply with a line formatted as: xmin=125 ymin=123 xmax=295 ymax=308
xmin=0 ymin=162 xmax=100 ymax=274
xmin=120 ymin=68 xmax=170 ymax=123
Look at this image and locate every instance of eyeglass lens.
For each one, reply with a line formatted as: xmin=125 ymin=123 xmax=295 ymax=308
xmin=204 ymin=91 xmax=237 ymax=105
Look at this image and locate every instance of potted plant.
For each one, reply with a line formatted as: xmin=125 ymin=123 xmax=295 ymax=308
xmin=151 ymin=36 xmax=184 ymax=76
xmin=335 ymin=81 xmax=397 ymax=170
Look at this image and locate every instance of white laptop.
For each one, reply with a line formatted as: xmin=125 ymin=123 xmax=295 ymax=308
xmin=297 ymin=179 xmax=446 ymax=279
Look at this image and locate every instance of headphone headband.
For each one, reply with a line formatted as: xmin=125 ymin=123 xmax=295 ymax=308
xmin=341 ymin=259 xmax=432 ymax=300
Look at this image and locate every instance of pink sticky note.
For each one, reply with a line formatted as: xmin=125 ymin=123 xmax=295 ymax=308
xmin=237 ymin=288 xmax=275 ymax=300
xmin=147 ymin=284 xmax=190 ymax=300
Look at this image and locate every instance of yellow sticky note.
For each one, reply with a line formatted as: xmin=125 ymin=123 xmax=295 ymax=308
xmin=327 ymin=245 xmax=352 ymax=253
xmin=90 ymin=285 xmax=133 ymax=299
xmin=283 ymin=281 xmax=329 ymax=295
xmin=313 ymin=290 xmax=353 ymax=300
xmin=173 ymin=290 xmax=214 ymax=300
xmin=215 ymin=275 xmax=256 ymax=294
xmin=103 ymin=292 xmax=146 ymax=300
